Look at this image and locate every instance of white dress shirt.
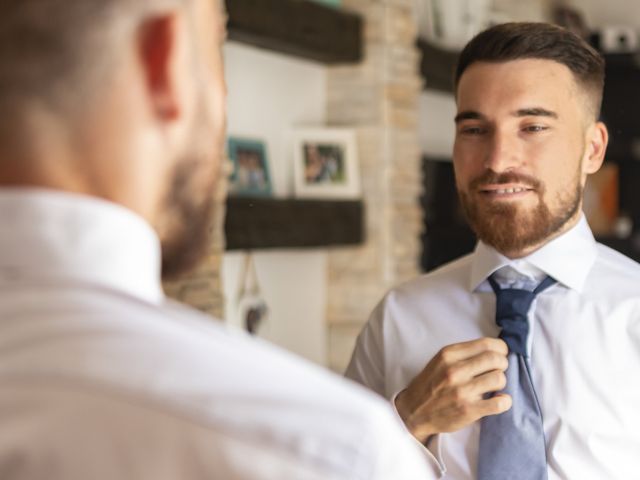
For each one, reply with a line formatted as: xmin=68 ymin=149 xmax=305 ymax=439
xmin=346 ymin=215 xmax=640 ymax=479
xmin=0 ymin=188 xmax=433 ymax=480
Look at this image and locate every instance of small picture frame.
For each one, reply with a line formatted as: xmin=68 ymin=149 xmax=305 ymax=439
xmin=227 ymin=137 xmax=272 ymax=197
xmin=292 ymin=128 xmax=360 ymax=199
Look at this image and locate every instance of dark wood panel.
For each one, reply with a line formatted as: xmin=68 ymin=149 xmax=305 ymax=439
xmin=417 ymin=39 xmax=459 ymax=93
xmin=226 ymin=0 xmax=362 ymax=64
xmin=421 ymin=157 xmax=475 ymax=272
xmin=225 ymin=197 xmax=364 ymax=250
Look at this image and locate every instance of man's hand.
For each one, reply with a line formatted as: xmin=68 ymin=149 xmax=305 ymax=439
xmin=394 ymin=338 xmax=512 ymax=444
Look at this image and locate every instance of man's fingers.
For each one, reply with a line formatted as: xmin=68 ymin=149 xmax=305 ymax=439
xmin=399 ymin=338 xmax=512 ymax=440
xmin=459 ymin=350 xmax=509 ymax=379
xmin=444 ymin=369 xmax=506 ymax=408
xmin=467 ymin=369 xmax=508 ymax=398
xmin=477 ymin=392 xmax=512 ymax=417
xmin=437 ymin=337 xmax=508 ymax=365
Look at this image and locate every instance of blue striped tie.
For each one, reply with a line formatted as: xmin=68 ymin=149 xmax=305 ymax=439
xmin=477 ymin=273 xmax=556 ymax=480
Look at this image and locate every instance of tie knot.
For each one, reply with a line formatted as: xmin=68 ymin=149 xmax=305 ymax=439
xmin=491 ymin=265 xmax=539 ymax=290
xmin=488 ymin=273 xmax=556 ymax=355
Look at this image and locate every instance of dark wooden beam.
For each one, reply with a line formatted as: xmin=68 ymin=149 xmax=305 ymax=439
xmin=226 ymin=0 xmax=363 ymax=64
xmin=417 ymin=38 xmax=459 ymax=93
xmin=225 ymin=197 xmax=364 ymax=250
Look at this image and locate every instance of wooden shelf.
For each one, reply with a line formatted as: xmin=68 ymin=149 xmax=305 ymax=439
xmin=417 ymin=38 xmax=459 ymax=93
xmin=226 ymin=0 xmax=363 ymax=64
xmin=225 ymin=197 xmax=364 ymax=250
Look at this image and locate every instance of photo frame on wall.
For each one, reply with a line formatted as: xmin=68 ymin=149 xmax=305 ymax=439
xmin=227 ymin=137 xmax=272 ymax=197
xmin=292 ymin=128 xmax=360 ymax=199
xmin=308 ymin=0 xmax=342 ymax=7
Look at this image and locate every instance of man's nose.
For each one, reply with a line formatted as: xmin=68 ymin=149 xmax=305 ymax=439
xmin=483 ymin=130 xmax=521 ymax=173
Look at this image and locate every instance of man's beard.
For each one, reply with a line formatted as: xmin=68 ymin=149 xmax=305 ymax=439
xmin=458 ymin=169 xmax=582 ymax=256
xmin=159 ymin=101 xmax=221 ymax=280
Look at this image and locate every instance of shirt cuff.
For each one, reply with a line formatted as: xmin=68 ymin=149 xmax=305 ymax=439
xmin=390 ymin=390 xmax=447 ymax=478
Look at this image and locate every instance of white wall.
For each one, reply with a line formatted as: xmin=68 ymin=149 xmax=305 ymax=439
xmin=416 ymin=0 xmax=548 ymax=49
xmin=224 ymin=42 xmax=327 ymax=196
xmin=223 ymin=251 xmax=327 ymax=364
xmin=569 ymin=0 xmax=640 ymax=29
xmin=419 ymin=89 xmax=456 ymax=158
xmin=416 ymin=0 xmax=640 ymax=37
xmin=223 ymin=41 xmax=329 ymax=365
xmin=490 ymin=0 xmax=547 ymax=23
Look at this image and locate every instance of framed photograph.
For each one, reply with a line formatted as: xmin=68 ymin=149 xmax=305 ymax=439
xmin=227 ymin=137 xmax=272 ymax=197
xmin=292 ymin=128 xmax=360 ymax=199
xmin=308 ymin=0 xmax=341 ymax=7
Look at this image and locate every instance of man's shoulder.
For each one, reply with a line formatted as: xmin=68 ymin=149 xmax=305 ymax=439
xmin=595 ymin=242 xmax=640 ymax=274
xmin=593 ymin=242 xmax=640 ymax=289
xmin=36 ymin=288 xmax=397 ymax=421
xmin=1 ymin=285 xmax=420 ymax=479
xmin=0 ymin=379 xmax=357 ymax=480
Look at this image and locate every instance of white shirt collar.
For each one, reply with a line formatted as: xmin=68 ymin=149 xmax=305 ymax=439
xmin=469 ymin=214 xmax=598 ymax=293
xmin=0 ymin=188 xmax=164 ymax=304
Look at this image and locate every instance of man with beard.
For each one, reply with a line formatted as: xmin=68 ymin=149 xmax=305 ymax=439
xmin=346 ymin=22 xmax=640 ymax=479
xmin=0 ymin=1 xmax=433 ymax=479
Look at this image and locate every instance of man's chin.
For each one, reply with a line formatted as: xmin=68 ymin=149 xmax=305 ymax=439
xmin=462 ymin=175 xmax=582 ymax=256
xmin=160 ymin=223 xmax=211 ymax=280
xmin=159 ymin=191 xmax=216 ymax=280
xmin=467 ymin=204 xmax=539 ymax=253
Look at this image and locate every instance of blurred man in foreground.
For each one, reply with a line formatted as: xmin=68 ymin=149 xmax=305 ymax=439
xmin=0 ymin=0 xmax=432 ymax=478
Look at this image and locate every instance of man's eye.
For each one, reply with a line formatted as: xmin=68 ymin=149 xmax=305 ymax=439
xmin=523 ymin=125 xmax=548 ymax=133
xmin=460 ymin=126 xmax=486 ymax=135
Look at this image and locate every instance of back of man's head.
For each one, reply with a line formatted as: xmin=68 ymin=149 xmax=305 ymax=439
xmin=0 ymin=0 xmax=227 ymax=279
xmin=0 ymin=0 xmax=188 ymax=122
xmin=454 ymin=22 xmax=605 ymax=121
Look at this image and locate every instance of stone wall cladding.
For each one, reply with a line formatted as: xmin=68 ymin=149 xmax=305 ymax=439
xmin=327 ymin=0 xmax=423 ymax=372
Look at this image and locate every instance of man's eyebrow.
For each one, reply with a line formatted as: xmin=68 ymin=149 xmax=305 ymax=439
xmin=513 ymin=107 xmax=558 ymax=119
xmin=454 ymin=111 xmax=485 ymax=123
xmin=454 ymin=108 xmax=559 ymax=123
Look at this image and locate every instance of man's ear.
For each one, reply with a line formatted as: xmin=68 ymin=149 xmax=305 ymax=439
xmin=138 ymin=14 xmax=183 ymax=121
xmin=583 ymin=121 xmax=609 ymax=175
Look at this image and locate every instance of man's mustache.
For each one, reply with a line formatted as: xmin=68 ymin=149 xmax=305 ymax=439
xmin=468 ymin=171 xmax=542 ymax=191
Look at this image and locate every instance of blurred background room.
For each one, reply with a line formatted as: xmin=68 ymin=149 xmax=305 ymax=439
xmin=163 ymin=0 xmax=640 ymax=373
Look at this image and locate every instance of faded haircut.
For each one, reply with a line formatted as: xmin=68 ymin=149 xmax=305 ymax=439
xmin=455 ymin=22 xmax=605 ymax=120
xmin=0 ymin=0 xmax=191 ymax=117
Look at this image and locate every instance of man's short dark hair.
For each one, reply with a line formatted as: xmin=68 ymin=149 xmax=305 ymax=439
xmin=0 ymin=0 xmax=191 ymax=119
xmin=455 ymin=22 xmax=605 ymax=120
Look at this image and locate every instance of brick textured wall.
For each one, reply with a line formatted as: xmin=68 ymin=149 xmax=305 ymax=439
xmin=327 ymin=0 xmax=423 ymax=372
